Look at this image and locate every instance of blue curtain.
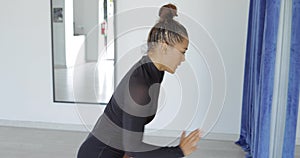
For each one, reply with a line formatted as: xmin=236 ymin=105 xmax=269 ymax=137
xmin=235 ymin=0 xmax=281 ymax=157
xmin=282 ymin=1 xmax=300 ymax=158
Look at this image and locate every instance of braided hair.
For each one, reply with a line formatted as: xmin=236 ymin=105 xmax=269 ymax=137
xmin=147 ymin=4 xmax=188 ymax=51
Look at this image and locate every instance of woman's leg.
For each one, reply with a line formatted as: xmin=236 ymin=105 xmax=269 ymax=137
xmin=77 ymin=134 xmax=124 ymax=158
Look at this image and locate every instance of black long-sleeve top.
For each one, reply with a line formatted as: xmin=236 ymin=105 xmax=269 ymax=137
xmin=91 ymin=55 xmax=185 ymax=158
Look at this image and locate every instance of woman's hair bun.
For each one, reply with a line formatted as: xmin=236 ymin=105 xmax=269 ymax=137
xmin=159 ymin=3 xmax=178 ymax=22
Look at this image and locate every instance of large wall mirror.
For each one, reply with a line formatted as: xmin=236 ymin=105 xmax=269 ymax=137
xmin=51 ymin=0 xmax=115 ymax=104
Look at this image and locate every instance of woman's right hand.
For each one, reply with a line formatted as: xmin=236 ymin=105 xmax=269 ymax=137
xmin=179 ymin=129 xmax=202 ymax=156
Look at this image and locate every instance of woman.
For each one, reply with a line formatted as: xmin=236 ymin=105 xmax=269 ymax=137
xmin=77 ymin=4 xmax=201 ymax=158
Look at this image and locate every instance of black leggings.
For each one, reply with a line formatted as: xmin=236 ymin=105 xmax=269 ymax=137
xmin=77 ymin=134 xmax=125 ymax=158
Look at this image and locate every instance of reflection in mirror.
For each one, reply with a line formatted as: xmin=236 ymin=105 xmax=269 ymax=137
xmin=51 ymin=0 xmax=114 ymax=104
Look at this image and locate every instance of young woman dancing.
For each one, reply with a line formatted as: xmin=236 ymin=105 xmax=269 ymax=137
xmin=77 ymin=3 xmax=202 ymax=158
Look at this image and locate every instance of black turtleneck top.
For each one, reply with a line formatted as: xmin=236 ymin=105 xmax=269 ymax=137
xmin=91 ymin=55 xmax=184 ymax=158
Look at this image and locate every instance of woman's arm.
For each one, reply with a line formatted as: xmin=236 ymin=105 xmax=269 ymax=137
xmin=122 ymin=113 xmax=185 ymax=158
xmin=122 ymin=113 xmax=201 ymax=158
xmin=123 ymin=154 xmax=130 ymax=158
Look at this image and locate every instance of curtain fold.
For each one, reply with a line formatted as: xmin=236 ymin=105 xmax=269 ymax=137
xmin=235 ymin=0 xmax=281 ymax=157
xmin=282 ymin=1 xmax=300 ymax=157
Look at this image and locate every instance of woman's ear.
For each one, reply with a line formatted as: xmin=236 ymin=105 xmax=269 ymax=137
xmin=161 ymin=42 xmax=168 ymax=54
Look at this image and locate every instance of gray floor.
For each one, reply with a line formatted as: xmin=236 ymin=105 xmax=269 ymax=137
xmin=0 ymin=126 xmax=299 ymax=158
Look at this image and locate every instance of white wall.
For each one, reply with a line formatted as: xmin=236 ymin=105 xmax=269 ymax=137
xmin=115 ymin=0 xmax=250 ymax=138
xmin=0 ymin=0 xmax=86 ymax=126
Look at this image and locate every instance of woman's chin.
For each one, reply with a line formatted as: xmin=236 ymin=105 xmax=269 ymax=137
xmin=166 ymin=68 xmax=176 ymax=74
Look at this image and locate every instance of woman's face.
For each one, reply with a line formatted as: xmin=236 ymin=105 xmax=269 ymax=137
xmin=162 ymin=38 xmax=189 ymax=74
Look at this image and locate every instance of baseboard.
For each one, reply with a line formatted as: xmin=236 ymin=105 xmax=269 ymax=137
xmin=204 ymin=132 xmax=239 ymax=141
xmin=0 ymin=119 xmax=90 ymax=132
xmin=54 ymin=65 xmax=67 ymax=69
xmin=296 ymin=137 xmax=300 ymax=145
xmin=144 ymin=128 xmax=239 ymax=142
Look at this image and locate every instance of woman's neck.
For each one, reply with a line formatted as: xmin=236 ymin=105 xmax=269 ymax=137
xmin=147 ymin=51 xmax=165 ymax=71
